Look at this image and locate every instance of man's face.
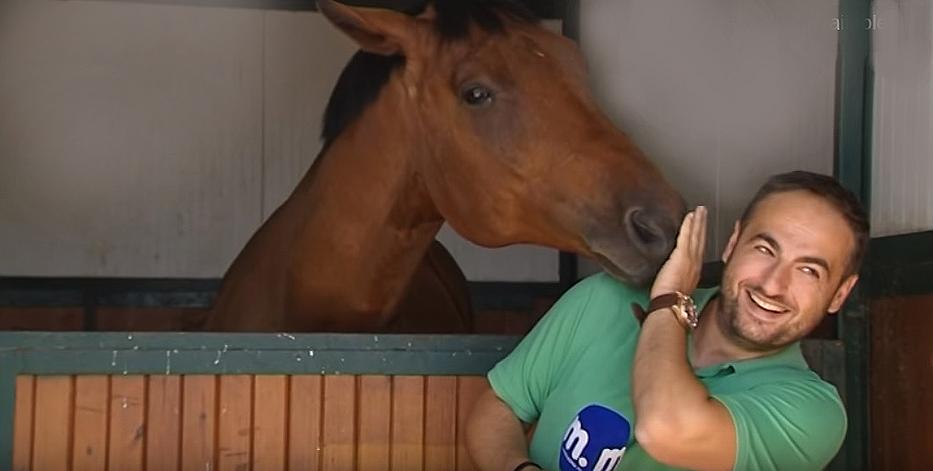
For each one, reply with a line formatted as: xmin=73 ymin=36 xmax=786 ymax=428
xmin=718 ymin=190 xmax=859 ymax=351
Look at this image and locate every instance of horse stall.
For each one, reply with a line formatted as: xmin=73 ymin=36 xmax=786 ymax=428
xmin=1 ymin=0 xmax=931 ymax=470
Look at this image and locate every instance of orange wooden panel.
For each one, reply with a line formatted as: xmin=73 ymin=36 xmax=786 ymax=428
xmin=12 ymin=376 xmax=35 ymax=471
xmin=109 ymin=376 xmax=146 ymax=469
xmin=32 ymin=376 xmax=73 ymax=471
xmin=72 ymin=376 xmax=109 ymax=471
xmin=391 ymin=375 xmax=424 ymax=471
xmin=425 ymin=376 xmax=458 ymax=470
xmin=253 ymin=375 xmax=287 ymax=471
xmin=456 ymin=376 xmax=489 ymax=471
xmin=217 ymin=375 xmax=252 ymax=471
xmin=357 ymin=375 xmax=391 ymax=471
xmin=146 ymin=375 xmax=182 ymax=471
xmin=288 ymin=375 xmax=323 ymax=471
xmin=322 ymin=375 xmax=356 ymax=469
xmin=181 ymin=375 xmax=217 ymax=471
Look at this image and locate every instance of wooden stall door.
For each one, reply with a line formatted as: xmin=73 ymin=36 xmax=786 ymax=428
xmin=13 ymin=374 xmax=491 ymax=471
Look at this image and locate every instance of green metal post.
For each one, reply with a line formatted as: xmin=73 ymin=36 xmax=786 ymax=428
xmin=835 ymin=1 xmax=873 ymax=470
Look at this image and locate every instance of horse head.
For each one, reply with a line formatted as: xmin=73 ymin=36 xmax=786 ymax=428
xmin=318 ymin=0 xmax=685 ymax=285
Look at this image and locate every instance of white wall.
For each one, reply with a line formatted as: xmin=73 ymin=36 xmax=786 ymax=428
xmin=577 ymin=0 xmax=839 ymax=276
xmin=0 ymin=1 xmax=268 ymax=277
xmin=0 ymin=0 xmax=844 ymax=281
xmin=870 ymin=0 xmax=933 ymax=237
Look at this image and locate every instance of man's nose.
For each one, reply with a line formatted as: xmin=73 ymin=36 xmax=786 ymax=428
xmin=759 ymin=264 xmax=792 ymax=296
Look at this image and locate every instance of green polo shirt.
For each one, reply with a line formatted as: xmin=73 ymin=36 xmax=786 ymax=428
xmin=488 ymin=272 xmax=846 ymax=471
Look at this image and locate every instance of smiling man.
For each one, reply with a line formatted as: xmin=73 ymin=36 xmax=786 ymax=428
xmin=466 ymin=171 xmax=868 ymax=471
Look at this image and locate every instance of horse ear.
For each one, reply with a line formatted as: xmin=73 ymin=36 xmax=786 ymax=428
xmin=317 ymin=0 xmax=417 ymax=56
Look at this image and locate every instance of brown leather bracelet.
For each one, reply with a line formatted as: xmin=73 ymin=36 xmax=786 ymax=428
xmin=631 ymin=293 xmax=692 ymax=329
xmin=631 ymin=293 xmax=679 ymax=324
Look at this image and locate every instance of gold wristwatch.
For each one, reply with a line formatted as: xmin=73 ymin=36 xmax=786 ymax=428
xmin=631 ymin=291 xmax=699 ymax=330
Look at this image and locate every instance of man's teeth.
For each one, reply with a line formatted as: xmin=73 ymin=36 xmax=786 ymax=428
xmin=749 ymin=291 xmax=786 ymax=313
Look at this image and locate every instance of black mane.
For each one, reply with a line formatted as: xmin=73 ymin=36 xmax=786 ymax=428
xmin=320 ymin=0 xmax=537 ymax=148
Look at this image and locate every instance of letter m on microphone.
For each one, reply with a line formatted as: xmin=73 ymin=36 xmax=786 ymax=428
xmin=559 ymin=404 xmax=631 ymax=471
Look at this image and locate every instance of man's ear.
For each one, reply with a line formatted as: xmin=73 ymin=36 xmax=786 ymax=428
xmin=721 ymin=220 xmax=741 ymax=263
xmin=318 ymin=0 xmax=419 ymax=56
xmin=827 ymin=274 xmax=859 ymax=314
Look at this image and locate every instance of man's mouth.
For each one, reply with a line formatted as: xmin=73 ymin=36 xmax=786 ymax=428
xmin=746 ymin=290 xmax=790 ymax=318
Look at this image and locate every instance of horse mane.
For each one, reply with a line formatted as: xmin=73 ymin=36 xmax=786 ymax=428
xmin=319 ymin=0 xmax=538 ymax=150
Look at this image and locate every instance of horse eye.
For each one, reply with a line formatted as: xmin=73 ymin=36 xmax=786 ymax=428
xmin=461 ymin=85 xmax=495 ymax=107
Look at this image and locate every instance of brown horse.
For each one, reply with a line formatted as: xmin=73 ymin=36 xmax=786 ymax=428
xmin=204 ymin=0 xmax=685 ymax=333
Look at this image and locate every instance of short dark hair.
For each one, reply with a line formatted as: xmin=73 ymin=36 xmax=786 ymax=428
xmin=740 ymin=171 xmax=869 ymax=276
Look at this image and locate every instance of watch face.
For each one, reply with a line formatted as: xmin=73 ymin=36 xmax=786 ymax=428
xmin=678 ymin=294 xmax=698 ymax=329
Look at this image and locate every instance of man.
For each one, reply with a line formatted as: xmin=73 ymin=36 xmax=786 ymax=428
xmin=466 ymin=171 xmax=867 ymax=471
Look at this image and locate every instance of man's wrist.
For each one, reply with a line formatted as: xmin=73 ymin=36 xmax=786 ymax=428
xmin=649 ymin=285 xmax=695 ymax=299
xmin=643 ymin=306 xmax=688 ymax=331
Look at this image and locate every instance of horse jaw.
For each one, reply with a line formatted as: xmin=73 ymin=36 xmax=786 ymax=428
xmin=587 ymin=247 xmax=663 ymax=287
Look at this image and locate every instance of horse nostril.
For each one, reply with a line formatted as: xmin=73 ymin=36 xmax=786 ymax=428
xmin=626 ymin=208 xmax=674 ymax=257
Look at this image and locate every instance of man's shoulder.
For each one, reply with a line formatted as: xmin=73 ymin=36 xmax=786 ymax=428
xmin=720 ymin=366 xmax=846 ymax=425
xmin=571 ymin=272 xmax=648 ymax=303
xmin=718 ymin=370 xmax=847 ymax=469
xmin=540 ymin=272 xmax=650 ymax=335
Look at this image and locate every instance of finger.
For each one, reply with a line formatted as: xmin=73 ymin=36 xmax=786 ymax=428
xmin=675 ymin=210 xmax=695 ymax=254
xmin=682 ymin=207 xmax=699 ymax=256
xmin=694 ymin=206 xmax=708 ymax=261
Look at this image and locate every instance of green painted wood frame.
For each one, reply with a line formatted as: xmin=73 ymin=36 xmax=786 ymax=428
xmin=835 ymin=0 xmax=873 ymax=469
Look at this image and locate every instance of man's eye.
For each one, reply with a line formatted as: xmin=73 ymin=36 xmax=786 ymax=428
xmin=754 ymin=245 xmax=773 ymax=256
xmin=800 ymin=266 xmax=820 ymax=279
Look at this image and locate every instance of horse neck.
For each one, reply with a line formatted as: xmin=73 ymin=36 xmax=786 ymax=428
xmin=285 ymin=87 xmax=443 ymax=318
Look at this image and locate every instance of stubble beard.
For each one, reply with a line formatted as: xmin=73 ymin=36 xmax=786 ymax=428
xmin=717 ymin=267 xmax=823 ymax=352
xmin=716 ymin=282 xmax=791 ymax=352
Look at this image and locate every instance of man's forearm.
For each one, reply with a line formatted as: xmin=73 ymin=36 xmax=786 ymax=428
xmin=466 ymin=388 xmax=536 ymax=471
xmin=632 ymin=308 xmax=710 ymax=438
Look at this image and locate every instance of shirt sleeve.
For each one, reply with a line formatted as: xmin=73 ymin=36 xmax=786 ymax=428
xmin=714 ymin=378 xmax=848 ymax=471
xmin=486 ymin=275 xmax=601 ymax=424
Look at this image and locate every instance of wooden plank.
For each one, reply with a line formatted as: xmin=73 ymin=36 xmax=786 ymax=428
xmin=425 ymin=376 xmax=458 ymax=470
xmin=390 ymin=375 xmax=424 ymax=471
xmin=253 ymin=375 xmax=287 ymax=471
xmin=108 ymin=376 xmax=146 ymax=469
xmin=97 ymin=307 xmax=205 ymax=331
xmin=72 ymin=376 xmax=109 ymax=471
xmin=456 ymin=377 xmax=489 ymax=471
xmin=32 ymin=376 xmax=73 ymax=471
xmin=217 ymin=375 xmax=252 ymax=471
xmin=0 ymin=308 xmax=83 ymax=331
xmin=357 ymin=375 xmax=391 ymax=471
xmin=146 ymin=375 xmax=182 ymax=471
xmin=12 ymin=376 xmax=35 ymax=471
xmin=322 ymin=375 xmax=356 ymax=469
xmin=871 ymin=295 xmax=933 ymax=471
xmin=288 ymin=375 xmax=323 ymax=471
xmin=181 ymin=375 xmax=217 ymax=471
